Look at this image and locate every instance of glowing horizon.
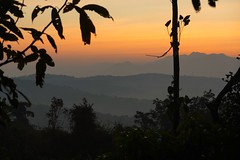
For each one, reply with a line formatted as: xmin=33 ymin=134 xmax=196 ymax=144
xmin=12 ymin=0 xmax=240 ymax=63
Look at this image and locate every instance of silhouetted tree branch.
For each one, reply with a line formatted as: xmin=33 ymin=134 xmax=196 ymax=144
xmin=209 ymin=67 xmax=240 ymax=123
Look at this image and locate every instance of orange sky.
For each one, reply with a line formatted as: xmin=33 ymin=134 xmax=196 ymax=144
xmin=11 ymin=0 xmax=240 ymax=63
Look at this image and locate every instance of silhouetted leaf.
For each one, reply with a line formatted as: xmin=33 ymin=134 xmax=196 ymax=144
xmin=9 ymin=5 xmax=24 ymax=18
xmin=52 ymin=8 xmax=65 ymax=39
xmin=0 ymin=26 xmax=7 ymax=40
xmin=72 ymin=0 xmax=81 ymax=5
xmin=24 ymin=53 xmax=39 ymax=63
xmin=82 ymin=4 xmax=114 ymax=21
xmin=39 ymin=49 xmax=55 ymax=67
xmin=208 ymin=0 xmax=217 ymax=7
xmin=165 ymin=20 xmax=171 ymax=27
xmin=13 ymin=0 xmax=26 ymax=7
xmin=46 ymin=34 xmax=57 ymax=53
xmin=36 ymin=59 xmax=46 ymax=87
xmin=63 ymin=3 xmax=74 ymax=13
xmin=38 ymin=48 xmax=47 ymax=54
xmin=16 ymin=51 xmax=24 ymax=70
xmin=0 ymin=25 xmax=7 ymax=33
xmin=184 ymin=19 xmax=190 ymax=26
xmin=183 ymin=15 xmax=191 ymax=26
xmin=41 ymin=5 xmax=52 ymax=12
xmin=1 ymin=20 xmax=23 ymax=39
xmin=17 ymin=59 xmax=24 ymax=70
xmin=32 ymin=5 xmax=52 ymax=21
xmin=4 ymin=33 xmax=18 ymax=41
xmin=179 ymin=15 xmax=183 ymax=20
xmin=192 ymin=0 xmax=201 ymax=12
xmin=183 ymin=15 xmax=191 ymax=21
xmin=32 ymin=5 xmax=41 ymax=21
xmin=21 ymin=27 xmax=42 ymax=41
xmin=75 ymin=6 xmax=95 ymax=45
xmin=31 ymin=45 xmax=38 ymax=53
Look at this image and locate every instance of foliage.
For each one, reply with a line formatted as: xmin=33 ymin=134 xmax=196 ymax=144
xmin=135 ymin=91 xmax=215 ymax=131
xmin=1 ymin=92 xmax=240 ymax=160
xmin=67 ymin=98 xmax=96 ymax=134
xmin=46 ymin=97 xmax=65 ymax=131
xmin=219 ymin=73 xmax=240 ymax=131
xmin=64 ymin=98 xmax=113 ymax=159
xmin=102 ymin=89 xmax=240 ymax=160
xmin=0 ymin=0 xmax=112 ymax=127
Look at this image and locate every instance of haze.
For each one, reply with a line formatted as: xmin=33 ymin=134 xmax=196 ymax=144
xmin=5 ymin=0 xmax=240 ymax=77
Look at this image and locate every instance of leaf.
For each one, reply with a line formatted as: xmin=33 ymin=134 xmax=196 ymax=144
xmin=165 ymin=20 xmax=171 ymax=27
xmin=0 ymin=25 xmax=7 ymax=33
xmin=13 ymin=0 xmax=26 ymax=7
xmin=21 ymin=27 xmax=42 ymax=41
xmin=40 ymin=5 xmax=53 ymax=12
xmin=39 ymin=49 xmax=55 ymax=67
xmin=32 ymin=5 xmax=41 ymax=21
xmin=9 ymin=5 xmax=24 ymax=18
xmin=208 ymin=0 xmax=217 ymax=7
xmin=52 ymin=8 xmax=65 ymax=39
xmin=183 ymin=15 xmax=191 ymax=21
xmin=192 ymin=0 xmax=201 ymax=12
xmin=36 ymin=59 xmax=46 ymax=87
xmin=72 ymin=0 xmax=81 ymax=5
xmin=183 ymin=15 xmax=191 ymax=26
xmin=179 ymin=15 xmax=183 ymax=20
xmin=82 ymin=4 xmax=114 ymax=21
xmin=75 ymin=7 xmax=95 ymax=45
xmin=38 ymin=48 xmax=47 ymax=54
xmin=1 ymin=20 xmax=23 ymax=39
xmin=184 ymin=19 xmax=190 ymax=26
xmin=63 ymin=3 xmax=74 ymax=13
xmin=17 ymin=59 xmax=24 ymax=70
xmin=32 ymin=5 xmax=52 ymax=21
xmin=16 ymin=52 xmax=24 ymax=70
xmin=46 ymin=34 xmax=57 ymax=53
xmin=24 ymin=53 xmax=39 ymax=63
xmin=31 ymin=45 xmax=38 ymax=53
xmin=4 ymin=33 xmax=18 ymax=41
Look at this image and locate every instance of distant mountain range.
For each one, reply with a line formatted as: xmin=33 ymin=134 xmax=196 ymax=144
xmin=15 ymin=73 xmax=225 ymax=117
xmin=83 ymin=52 xmax=238 ymax=78
xmin=9 ymin=52 xmax=238 ymax=127
xmin=3 ymin=52 xmax=239 ymax=78
xmin=18 ymin=73 xmax=225 ymax=100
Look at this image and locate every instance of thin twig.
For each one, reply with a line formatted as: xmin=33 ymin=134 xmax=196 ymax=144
xmin=146 ymin=46 xmax=172 ymax=59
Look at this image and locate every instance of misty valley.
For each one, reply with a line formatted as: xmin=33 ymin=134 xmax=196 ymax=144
xmin=0 ymin=0 xmax=240 ymax=159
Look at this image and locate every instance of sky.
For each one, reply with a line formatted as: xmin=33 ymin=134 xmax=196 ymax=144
xmin=3 ymin=0 xmax=240 ymax=76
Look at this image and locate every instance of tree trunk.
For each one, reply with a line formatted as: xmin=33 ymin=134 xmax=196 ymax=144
xmin=172 ymin=0 xmax=180 ymax=133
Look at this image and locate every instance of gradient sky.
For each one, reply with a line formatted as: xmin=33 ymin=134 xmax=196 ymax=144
xmin=12 ymin=0 xmax=240 ymax=64
xmin=1 ymin=0 xmax=239 ymax=110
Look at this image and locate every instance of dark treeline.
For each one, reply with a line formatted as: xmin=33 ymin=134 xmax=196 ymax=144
xmin=0 ymin=80 xmax=240 ymax=160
